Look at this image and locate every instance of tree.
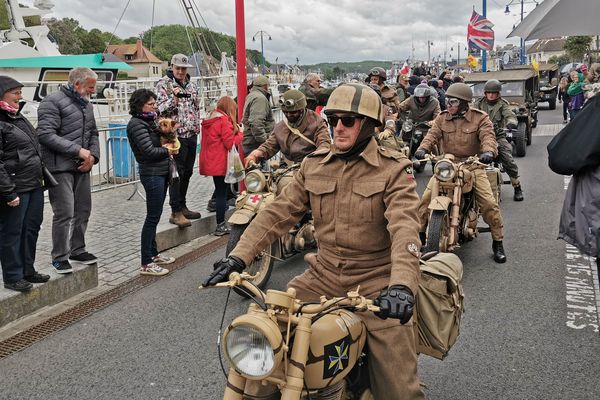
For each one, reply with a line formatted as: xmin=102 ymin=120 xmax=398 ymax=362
xmin=548 ymin=54 xmax=571 ymax=66
xmin=47 ymin=18 xmax=83 ymax=54
xmin=79 ymin=29 xmax=106 ymax=54
xmin=564 ymin=36 xmax=593 ymax=62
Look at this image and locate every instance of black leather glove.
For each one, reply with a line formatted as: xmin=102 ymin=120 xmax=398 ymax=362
xmin=506 ymin=122 xmax=518 ymax=130
xmin=202 ymin=256 xmax=246 ymax=287
xmin=414 ymin=148 xmax=428 ymax=160
xmin=479 ymin=152 xmax=494 ymax=164
xmin=373 ymin=285 xmax=415 ymax=324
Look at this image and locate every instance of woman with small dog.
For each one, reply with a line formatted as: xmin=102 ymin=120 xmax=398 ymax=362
xmin=0 ymin=76 xmax=50 ymax=291
xmin=127 ymin=89 xmax=177 ymax=276
xmin=199 ymin=96 xmax=242 ymax=236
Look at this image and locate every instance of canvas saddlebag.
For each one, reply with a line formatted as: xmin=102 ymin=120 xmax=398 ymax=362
xmin=415 ymin=252 xmax=465 ymax=360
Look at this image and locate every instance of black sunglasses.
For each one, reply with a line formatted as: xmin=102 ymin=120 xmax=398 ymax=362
xmin=327 ymin=115 xmax=363 ymax=128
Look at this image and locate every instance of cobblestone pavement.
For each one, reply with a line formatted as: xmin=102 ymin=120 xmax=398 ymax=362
xmin=0 ymin=173 xmax=216 ymax=289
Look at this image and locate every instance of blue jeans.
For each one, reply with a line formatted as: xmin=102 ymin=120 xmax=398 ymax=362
xmin=140 ymin=175 xmax=168 ymax=265
xmin=0 ymin=187 xmax=44 ymax=283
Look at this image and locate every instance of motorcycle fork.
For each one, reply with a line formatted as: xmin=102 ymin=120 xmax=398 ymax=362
xmin=224 ymin=368 xmax=246 ymax=399
xmin=280 ymin=315 xmax=312 ymax=399
xmin=448 ymin=175 xmax=463 ymax=247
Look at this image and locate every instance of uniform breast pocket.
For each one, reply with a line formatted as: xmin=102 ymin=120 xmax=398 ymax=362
xmin=351 ymin=180 xmax=386 ymax=223
xmin=462 ymin=126 xmax=479 ymax=146
xmin=305 ymin=178 xmax=336 ymax=220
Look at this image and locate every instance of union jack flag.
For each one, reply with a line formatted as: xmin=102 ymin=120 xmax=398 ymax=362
xmin=467 ymin=10 xmax=494 ymax=51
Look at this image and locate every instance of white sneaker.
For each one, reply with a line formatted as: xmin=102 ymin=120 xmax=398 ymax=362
xmin=152 ymin=254 xmax=176 ymax=265
xmin=140 ymin=262 xmax=169 ymax=276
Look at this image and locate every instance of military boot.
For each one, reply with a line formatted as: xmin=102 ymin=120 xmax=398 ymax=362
xmin=169 ymin=212 xmax=191 ymax=228
xmin=492 ymin=240 xmax=507 ymax=263
xmin=182 ymin=207 xmax=201 ymax=219
xmin=513 ymin=185 xmax=524 ymax=202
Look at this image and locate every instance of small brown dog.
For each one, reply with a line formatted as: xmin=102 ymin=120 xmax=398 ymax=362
xmin=158 ymin=118 xmax=179 ymax=154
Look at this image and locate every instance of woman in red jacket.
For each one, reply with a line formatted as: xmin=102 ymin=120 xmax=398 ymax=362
xmin=200 ymin=96 xmax=242 ymax=235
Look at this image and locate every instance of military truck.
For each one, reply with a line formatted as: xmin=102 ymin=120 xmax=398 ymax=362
xmin=537 ymin=63 xmax=559 ymax=110
xmin=465 ymin=68 xmax=539 ymax=157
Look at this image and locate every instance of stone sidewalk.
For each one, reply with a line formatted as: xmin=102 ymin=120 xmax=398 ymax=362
xmin=0 ymin=173 xmax=217 ymax=290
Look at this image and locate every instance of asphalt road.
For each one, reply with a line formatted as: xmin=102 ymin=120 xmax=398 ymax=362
xmin=1 ymin=106 xmax=599 ymax=400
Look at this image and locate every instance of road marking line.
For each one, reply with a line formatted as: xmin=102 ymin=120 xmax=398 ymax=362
xmin=562 ymin=176 xmax=600 ymax=332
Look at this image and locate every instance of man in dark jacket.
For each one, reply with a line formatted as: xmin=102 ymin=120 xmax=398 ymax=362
xmin=37 ymin=67 xmax=100 ymax=274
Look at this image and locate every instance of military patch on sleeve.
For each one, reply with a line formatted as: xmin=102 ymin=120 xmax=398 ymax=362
xmin=404 ymin=165 xmax=414 ymax=180
xmin=407 ymin=242 xmax=420 ymax=258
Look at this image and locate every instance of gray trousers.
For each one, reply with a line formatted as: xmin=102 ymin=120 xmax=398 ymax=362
xmin=48 ymin=172 xmax=92 ymax=261
xmin=497 ymin=137 xmax=520 ymax=186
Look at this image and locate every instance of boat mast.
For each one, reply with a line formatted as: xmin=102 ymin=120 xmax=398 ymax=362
xmin=179 ymin=0 xmax=218 ymax=75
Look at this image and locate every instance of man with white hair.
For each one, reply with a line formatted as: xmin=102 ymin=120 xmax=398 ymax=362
xmin=299 ymin=72 xmax=333 ymax=111
xmin=37 ymin=67 xmax=100 ymax=274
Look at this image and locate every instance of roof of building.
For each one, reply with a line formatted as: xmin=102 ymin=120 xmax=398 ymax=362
xmin=527 ymin=38 xmax=566 ymax=54
xmin=106 ymin=40 xmax=162 ymax=64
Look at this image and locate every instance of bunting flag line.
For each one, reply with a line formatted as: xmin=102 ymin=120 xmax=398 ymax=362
xmin=467 ymin=10 xmax=495 ymax=52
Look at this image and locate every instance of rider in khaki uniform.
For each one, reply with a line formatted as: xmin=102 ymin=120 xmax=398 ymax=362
xmin=474 ymin=79 xmax=524 ymax=201
xmin=368 ymin=67 xmax=402 ymax=113
xmin=415 ymin=83 xmax=507 ymax=263
xmin=204 ymin=83 xmax=425 ymax=400
xmin=245 ymin=90 xmax=330 ymax=165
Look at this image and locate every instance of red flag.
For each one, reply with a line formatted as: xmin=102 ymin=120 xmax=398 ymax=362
xmin=467 ymin=10 xmax=494 ymax=51
xmin=400 ymin=61 xmax=410 ymax=75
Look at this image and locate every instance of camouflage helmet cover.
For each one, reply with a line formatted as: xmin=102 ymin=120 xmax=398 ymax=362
xmin=324 ymin=83 xmax=383 ymax=126
xmin=445 ymin=82 xmax=473 ymax=102
xmin=279 ymin=89 xmax=307 ymax=111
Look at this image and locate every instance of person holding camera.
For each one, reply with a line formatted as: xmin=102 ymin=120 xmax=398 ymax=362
xmin=155 ymin=54 xmax=202 ymax=228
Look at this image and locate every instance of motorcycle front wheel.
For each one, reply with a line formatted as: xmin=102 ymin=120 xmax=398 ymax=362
xmin=424 ymin=209 xmax=449 ymax=253
xmin=226 ymin=223 xmax=275 ymax=295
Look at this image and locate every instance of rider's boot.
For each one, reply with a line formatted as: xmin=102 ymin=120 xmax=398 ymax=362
xmin=513 ymin=185 xmax=524 ymax=202
xmin=492 ymin=240 xmax=507 ymax=263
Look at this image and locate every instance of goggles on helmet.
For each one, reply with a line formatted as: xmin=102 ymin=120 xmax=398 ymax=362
xmin=279 ymin=98 xmax=296 ymax=107
xmin=327 ymin=114 xmax=363 ymax=128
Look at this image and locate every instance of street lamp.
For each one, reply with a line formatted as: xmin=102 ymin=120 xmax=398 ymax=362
xmin=252 ymin=30 xmax=272 ymax=75
xmin=505 ymin=0 xmax=539 ymax=64
xmin=450 ymin=42 xmax=468 ymax=66
xmin=427 ymin=40 xmax=434 ymax=65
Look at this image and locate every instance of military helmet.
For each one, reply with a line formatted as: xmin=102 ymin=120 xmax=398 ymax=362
xmin=445 ymin=82 xmax=473 ymax=102
xmin=367 ymin=67 xmax=387 ymax=81
xmin=252 ymin=75 xmax=269 ymax=87
xmin=483 ymin=79 xmax=502 ymax=93
xmin=367 ymin=83 xmax=382 ymax=97
xmin=279 ymin=89 xmax=307 ymax=111
xmin=324 ymin=83 xmax=383 ymax=126
xmin=414 ymin=83 xmax=431 ymax=98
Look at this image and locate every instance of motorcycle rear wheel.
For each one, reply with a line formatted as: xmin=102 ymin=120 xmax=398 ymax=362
xmin=226 ymin=223 xmax=274 ymax=296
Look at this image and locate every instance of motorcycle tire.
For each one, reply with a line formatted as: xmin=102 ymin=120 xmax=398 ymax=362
xmin=226 ymin=223 xmax=274 ymax=297
xmin=424 ymin=209 xmax=449 ymax=253
xmin=514 ymin=121 xmax=527 ymax=157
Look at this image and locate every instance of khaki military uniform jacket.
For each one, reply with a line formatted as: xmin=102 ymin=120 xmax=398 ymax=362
xmin=474 ymin=98 xmax=518 ymax=139
xmin=256 ymin=109 xmax=331 ymax=163
xmin=231 ymin=138 xmax=422 ymax=296
xmin=420 ymin=108 xmax=498 ymax=159
xmin=242 ymin=87 xmax=275 ymax=150
xmin=398 ymin=96 xmax=441 ymax=123
xmin=381 ymin=85 xmax=402 ymax=113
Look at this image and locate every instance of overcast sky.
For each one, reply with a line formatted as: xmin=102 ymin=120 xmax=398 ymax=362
xmin=23 ymin=0 xmax=539 ymax=64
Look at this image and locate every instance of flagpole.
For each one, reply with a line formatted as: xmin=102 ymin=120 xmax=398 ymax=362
xmin=482 ymin=0 xmax=487 ymax=71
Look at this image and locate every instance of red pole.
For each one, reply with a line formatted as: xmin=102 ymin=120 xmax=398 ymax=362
xmin=235 ymin=0 xmax=247 ymax=124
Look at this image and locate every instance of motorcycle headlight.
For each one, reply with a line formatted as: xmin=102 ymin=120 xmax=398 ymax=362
xmin=223 ymin=314 xmax=283 ymax=379
xmin=402 ymin=121 xmax=413 ymax=132
xmin=540 ymin=86 xmax=548 ymax=91
xmin=434 ymin=160 xmax=456 ymax=182
xmin=245 ymin=171 xmax=266 ymax=193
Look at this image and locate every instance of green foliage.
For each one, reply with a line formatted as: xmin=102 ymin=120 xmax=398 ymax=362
xmin=47 ymin=18 xmax=84 ymax=54
xmin=117 ymin=71 xmax=129 ymax=80
xmin=1 ymin=3 xmax=41 ymax=29
xmin=548 ymin=54 xmax=572 ymax=66
xmin=304 ymin=60 xmax=390 ymax=76
xmin=79 ymin=28 xmax=107 ymax=54
xmin=564 ymin=36 xmax=593 ymax=62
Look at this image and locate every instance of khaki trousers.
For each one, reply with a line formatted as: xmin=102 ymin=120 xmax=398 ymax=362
xmin=419 ymin=168 xmax=504 ymax=241
xmin=243 ymin=253 xmax=425 ymax=400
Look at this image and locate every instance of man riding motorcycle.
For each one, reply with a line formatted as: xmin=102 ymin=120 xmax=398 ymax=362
xmin=398 ymin=83 xmax=441 ymax=124
xmin=367 ymin=66 xmax=402 ymax=113
xmin=474 ymin=79 xmax=524 ymax=201
xmin=204 ymin=83 xmax=426 ymax=400
xmin=415 ymin=83 xmax=507 ymax=263
xmin=245 ymin=89 xmax=330 ymax=166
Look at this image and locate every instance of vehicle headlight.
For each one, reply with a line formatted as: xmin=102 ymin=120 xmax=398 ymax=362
xmin=402 ymin=121 xmax=413 ymax=132
xmin=540 ymin=86 xmax=548 ymax=91
xmin=434 ymin=160 xmax=456 ymax=182
xmin=245 ymin=171 xmax=266 ymax=193
xmin=223 ymin=314 xmax=283 ymax=379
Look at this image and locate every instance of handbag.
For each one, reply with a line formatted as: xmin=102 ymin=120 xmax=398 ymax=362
xmin=224 ymin=145 xmax=245 ymax=184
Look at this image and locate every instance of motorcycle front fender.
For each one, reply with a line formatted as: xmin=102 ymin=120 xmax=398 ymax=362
xmin=428 ymin=195 xmax=452 ymax=211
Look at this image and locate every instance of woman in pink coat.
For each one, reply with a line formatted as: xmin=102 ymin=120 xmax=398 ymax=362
xmin=200 ymin=96 xmax=242 ymax=235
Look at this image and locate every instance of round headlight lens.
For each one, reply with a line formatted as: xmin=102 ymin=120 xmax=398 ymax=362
xmin=434 ymin=160 xmax=456 ymax=182
xmin=402 ymin=121 xmax=413 ymax=132
xmin=245 ymin=171 xmax=265 ymax=193
xmin=225 ymin=325 xmax=275 ymax=377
